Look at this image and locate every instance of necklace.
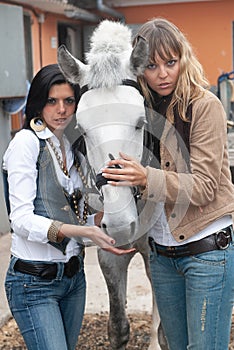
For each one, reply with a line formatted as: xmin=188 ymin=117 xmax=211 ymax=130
xmin=47 ymin=137 xmax=88 ymax=225
xmin=47 ymin=137 xmax=70 ymax=177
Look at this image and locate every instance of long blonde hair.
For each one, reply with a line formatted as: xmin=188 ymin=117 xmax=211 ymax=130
xmin=133 ymin=18 xmax=209 ymax=122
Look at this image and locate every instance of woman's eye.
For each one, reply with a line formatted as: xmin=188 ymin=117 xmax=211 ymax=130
xmin=46 ymin=98 xmax=56 ymax=105
xmin=167 ymin=59 xmax=177 ymax=66
xmin=146 ymin=63 xmax=156 ymax=70
xmin=64 ymin=97 xmax=76 ymax=105
xmin=46 ymin=97 xmax=75 ymax=106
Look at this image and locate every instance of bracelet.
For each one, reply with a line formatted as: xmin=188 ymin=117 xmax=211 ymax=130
xmin=47 ymin=220 xmax=63 ymax=243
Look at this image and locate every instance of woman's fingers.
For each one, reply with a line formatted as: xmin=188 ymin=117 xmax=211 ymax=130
xmin=93 ymin=229 xmax=136 ymax=255
xmin=102 ymin=152 xmax=147 ymax=187
xmin=102 ymin=246 xmax=136 ymax=255
xmin=119 ymin=151 xmax=134 ymax=161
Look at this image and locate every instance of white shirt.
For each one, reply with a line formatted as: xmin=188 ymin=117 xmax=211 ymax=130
xmin=3 ymin=128 xmax=94 ymax=262
xmin=148 ymin=203 xmax=232 ymax=246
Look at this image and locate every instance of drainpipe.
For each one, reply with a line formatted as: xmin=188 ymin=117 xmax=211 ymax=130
xmin=65 ymin=8 xmax=100 ymax=23
xmin=96 ymin=0 xmax=125 ymax=22
xmin=37 ymin=13 xmax=45 ymax=69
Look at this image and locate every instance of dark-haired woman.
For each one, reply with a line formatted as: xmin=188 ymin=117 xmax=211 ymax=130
xmin=3 ymin=64 xmax=133 ymax=350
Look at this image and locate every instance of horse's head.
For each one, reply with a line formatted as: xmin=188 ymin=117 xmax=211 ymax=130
xmin=58 ymin=20 xmax=149 ymax=247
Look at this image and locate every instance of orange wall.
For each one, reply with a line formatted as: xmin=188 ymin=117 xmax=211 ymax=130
xmin=41 ymin=14 xmax=60 ymax=67
xmin=30 ymin=10 xmax=80 ymax=74
xmin=118 ymin=0 xmax=234 ymax=86
xmin=30 ymin=11 xmax=41 ymax=74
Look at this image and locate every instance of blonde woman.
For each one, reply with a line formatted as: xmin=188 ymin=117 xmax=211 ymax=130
xmin=102 ymin=18 xmax=234 ymax=350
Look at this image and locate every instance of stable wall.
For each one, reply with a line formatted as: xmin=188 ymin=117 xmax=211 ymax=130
xmin=26 ymin=9 xmax=81 ymax=75
xmin=23 ymin=0 xmax=234 ymax=85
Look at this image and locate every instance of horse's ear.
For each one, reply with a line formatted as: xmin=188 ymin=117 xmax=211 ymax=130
xmin=57 ymin=45 xmax=87 ymax=85
xmin=130 ymin=36 xmax=149 ymax=77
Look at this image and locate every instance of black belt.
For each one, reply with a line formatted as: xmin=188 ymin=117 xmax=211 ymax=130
xmin=148 ymin=225 xmax=233 ymax=258
xmin=14 ymin=251 xmax=85 ymax=280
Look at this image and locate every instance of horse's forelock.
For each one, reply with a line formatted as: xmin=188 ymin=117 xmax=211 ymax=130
xmin=86 ymin=51 xmax=129 ymax=88
xmin=85 ymin=20 xmax=133 ymax=88
xmin=90 ymin=20 xmax=132 ymax=54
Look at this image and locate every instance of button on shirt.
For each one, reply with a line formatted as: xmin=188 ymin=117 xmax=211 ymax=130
xmin=3 ymin=128 xmax=94 ymax=262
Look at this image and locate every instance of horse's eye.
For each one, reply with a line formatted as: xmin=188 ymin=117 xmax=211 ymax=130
xmin=135 ymin=117 xmax=146 ymax=130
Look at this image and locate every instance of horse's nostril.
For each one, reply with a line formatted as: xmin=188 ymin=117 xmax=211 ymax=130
xmin=101 ymin=223 xmax=108 ymax=235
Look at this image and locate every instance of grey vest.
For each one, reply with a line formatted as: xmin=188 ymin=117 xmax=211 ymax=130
xmin=34 ymin=138 xmax=84 ymax=254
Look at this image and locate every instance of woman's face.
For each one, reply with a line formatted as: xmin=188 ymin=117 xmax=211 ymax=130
xmin=144 ymin=53 xmax=180 ymax=97
xmin=42 ymin=83 xmax=76 ymax=132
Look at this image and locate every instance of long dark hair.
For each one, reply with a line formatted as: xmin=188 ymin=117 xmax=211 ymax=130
xmin=23 ymin=64 xmax=80 ymax=129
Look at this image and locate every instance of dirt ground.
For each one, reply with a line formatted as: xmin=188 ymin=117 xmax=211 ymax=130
xmin=1 ymin=312 xmax=234 ymax=349
xmin=0 ymin=312 xmax=152 ymax=349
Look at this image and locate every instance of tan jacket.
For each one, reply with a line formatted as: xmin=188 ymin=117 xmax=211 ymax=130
xmin=143 ymin=90 xmax=234 ymax=242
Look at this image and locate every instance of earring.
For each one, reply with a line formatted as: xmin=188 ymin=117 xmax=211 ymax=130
xmin=30 ymin=117 xmax=46 ymax=132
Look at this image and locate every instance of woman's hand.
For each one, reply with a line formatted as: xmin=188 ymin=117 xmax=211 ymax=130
xmin=60 ymin=223 xmax=136 ymax=256
xmin=102 ymin=152 xmax=147 ymax=189
xmin=84 ymin=226 xmax=136 ymax=255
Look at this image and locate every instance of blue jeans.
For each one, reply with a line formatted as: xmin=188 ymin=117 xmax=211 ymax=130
xmin=150 ymin=241 xmax=234 ymax=350
xmin=5 ymin=256 xmax=86 ymax=350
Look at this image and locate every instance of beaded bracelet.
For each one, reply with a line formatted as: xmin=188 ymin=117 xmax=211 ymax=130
xmin=47 ymin=220 xmax=63 ymax=243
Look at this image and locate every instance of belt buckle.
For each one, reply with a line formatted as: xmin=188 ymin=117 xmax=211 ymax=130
xmin=166 ymin=246 xmax=176 ymax=251
xmin=215 ymin=228 xmax=231 ymax=250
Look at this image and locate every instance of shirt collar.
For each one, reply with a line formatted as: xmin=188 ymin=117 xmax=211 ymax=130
xmin=35 ymin=127 xmax=54 ymax=140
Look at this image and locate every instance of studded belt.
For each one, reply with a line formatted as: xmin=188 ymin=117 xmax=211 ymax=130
xmin=148 ymin=225 xmax=233 ymax=258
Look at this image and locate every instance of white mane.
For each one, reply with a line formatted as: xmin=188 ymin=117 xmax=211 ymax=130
xmin=85 ymin=20 xmax=133 ymax=89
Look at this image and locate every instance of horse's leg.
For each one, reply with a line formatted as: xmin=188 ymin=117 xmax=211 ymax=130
xmin=137 ymin=242 xmax=162 ymax=350
xmin=98 ymin=249 xmax=134 ymax=350
xmin=136 ymin=236 xmax=169 ymax=350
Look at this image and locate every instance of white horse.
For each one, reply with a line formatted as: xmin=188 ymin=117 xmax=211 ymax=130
xmin=58 ymin=20 xmax=167 ymax=350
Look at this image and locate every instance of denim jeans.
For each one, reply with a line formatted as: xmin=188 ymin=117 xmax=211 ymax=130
xmin=5 ymin=256 xmax=86 ymax=350
xmin=149 ymin=241 xmax=234 ymax=350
